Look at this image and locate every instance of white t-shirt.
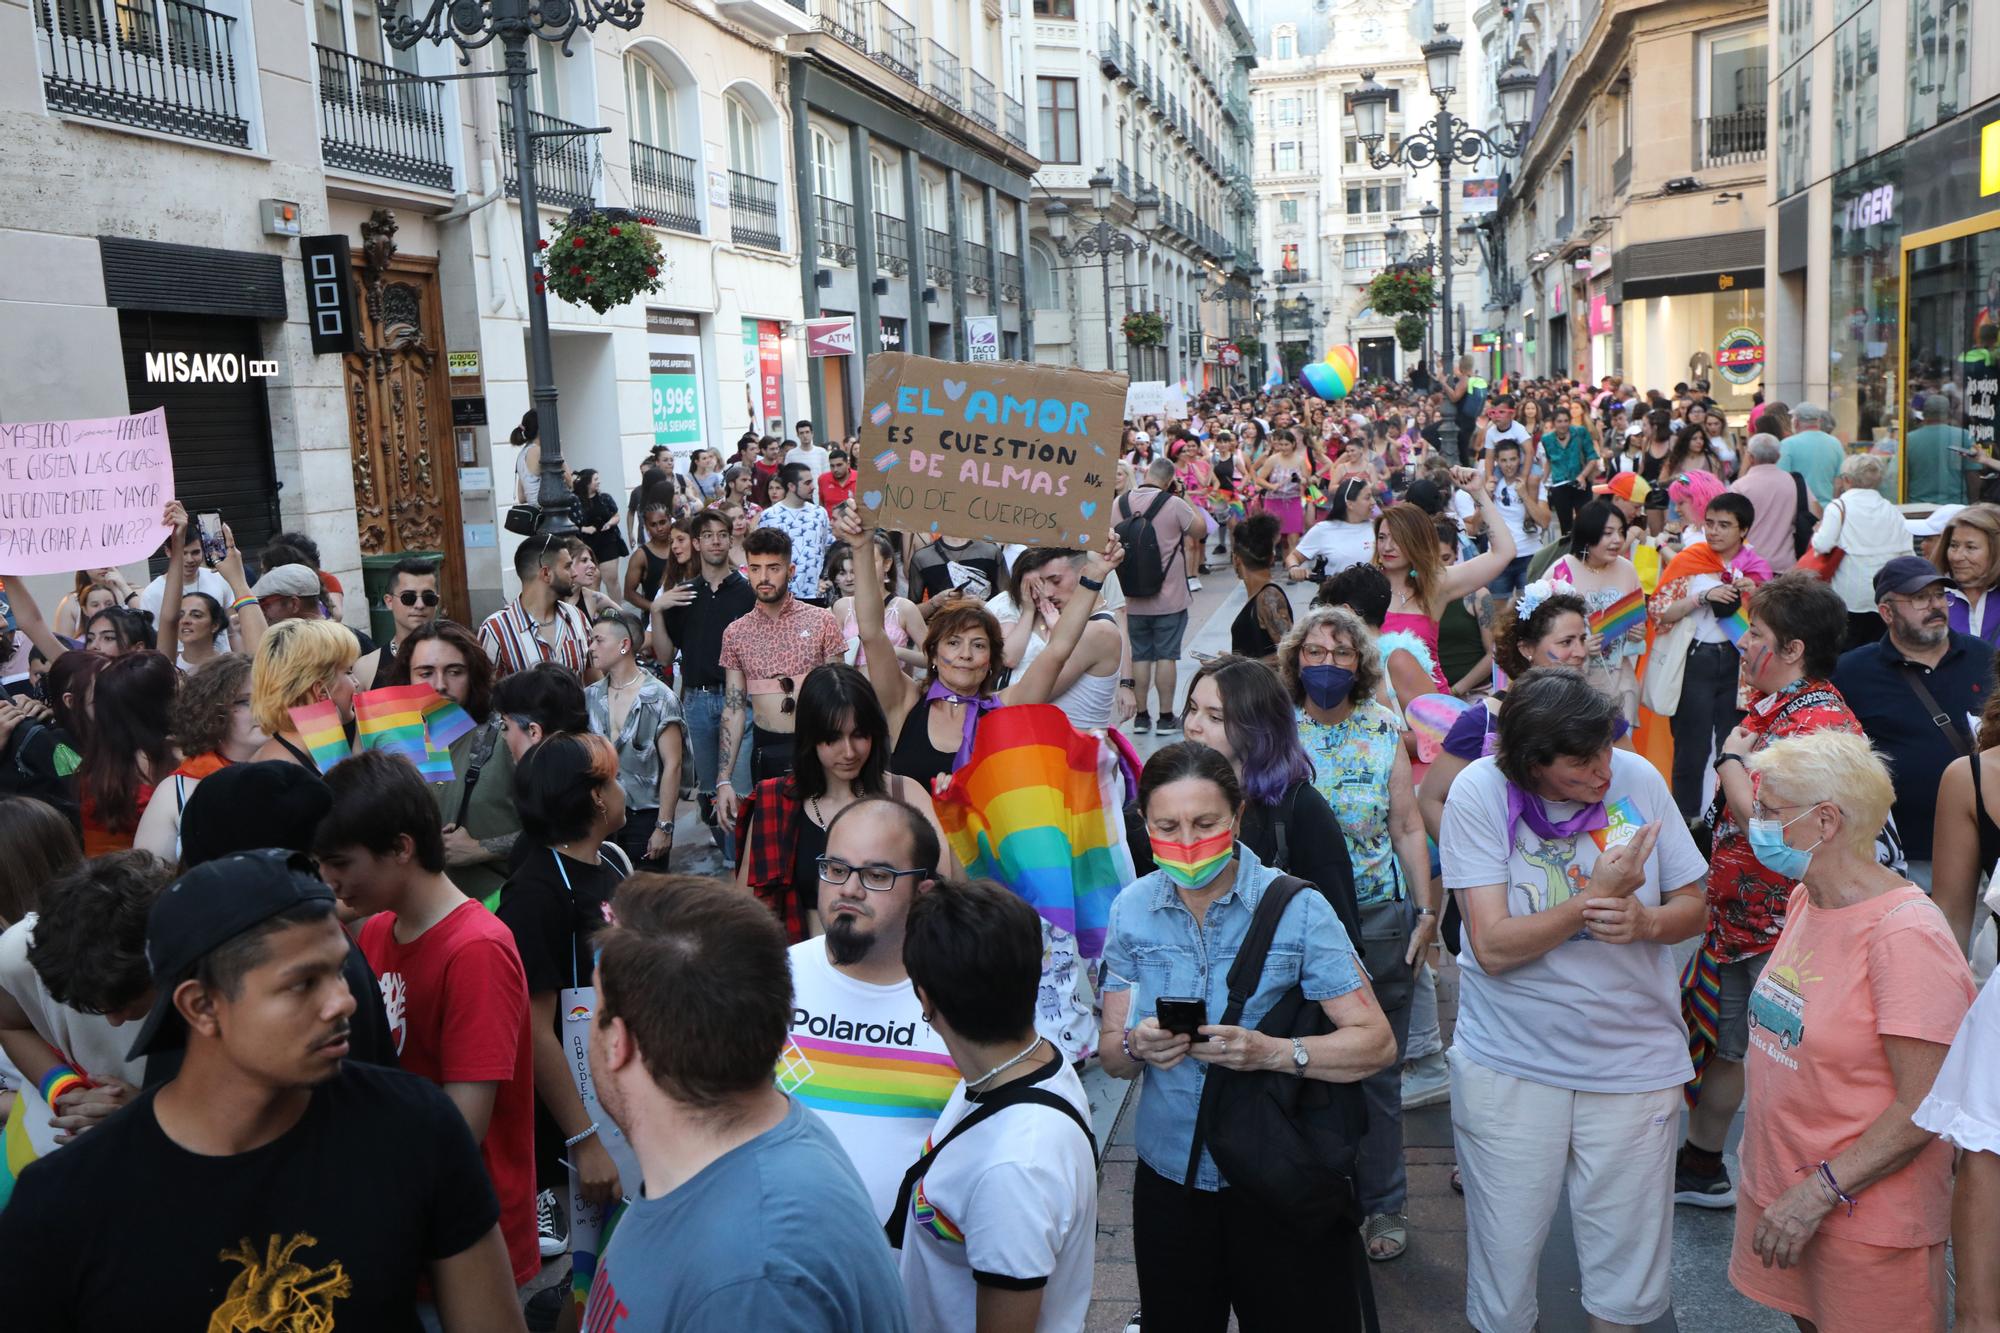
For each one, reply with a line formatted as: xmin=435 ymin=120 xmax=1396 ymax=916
xmin=1488 ymin=470 xmax=1545 ymax=559
xmin=1293 ymin=520 xmax=1375 ymax=575
xmin=897 ymin=1060 xmax=1097 ymax=1332
xmin=1482 ymin=421 xmax=1532 ymax=455
xmin=140 ymin=568 xmax=234 ymax=650
xmin=1914 ymin=969 xmax=2000 ymax=1153
xmin=1440 ymin=750 xmax=1708 ymax=1093
xmin=786 ymin=443 xmax=832 ymax=477
xmin=782 ymin=939 xmax=959 ymax=1222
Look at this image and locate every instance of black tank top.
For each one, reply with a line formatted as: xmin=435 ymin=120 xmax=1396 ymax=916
xmin=640 ymin=545 xmax=669 ymax=600
xmin=890 ymin=701 xmax=960 ymax=792
xmin=1971 ymin=750 xmax=2000 ymax=873
xmin=1230 ymin=583 xmax=1291 ymax=660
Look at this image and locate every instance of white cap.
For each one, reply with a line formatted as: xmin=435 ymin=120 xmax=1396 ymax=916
xmin=1908 ymin=504 xmax=1966 ymax=539
xmin=1624 ymin=421 xmax=1647 ymax=437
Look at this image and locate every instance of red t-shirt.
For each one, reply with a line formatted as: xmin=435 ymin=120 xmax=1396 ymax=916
xmin=359 ymin=900 xmax=540 ymax=1286
xmin=817 ymin=469 xmax=857 ymax=514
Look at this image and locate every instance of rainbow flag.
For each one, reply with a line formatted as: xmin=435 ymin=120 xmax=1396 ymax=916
xmin=934 ymin=704 xmax=1135 ymax=958
xmin=1405 ymin=693 xmax=1474 ymax=766
xmin=1590 ymin=587 xmax=1647 ymax=647
xmin=352 ymin=685 xmax=476 ymax=779
xmin=287 ymin=700 xmax=352 ymax=771
xmin=1720 ymin=604 xmax=1752 ymax=646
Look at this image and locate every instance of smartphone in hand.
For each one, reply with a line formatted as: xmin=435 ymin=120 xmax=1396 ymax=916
xmin=196 ymin=511 xmax=227 ymax=565
xmin=1154 ymin=997 xmax=1210 ymax=1042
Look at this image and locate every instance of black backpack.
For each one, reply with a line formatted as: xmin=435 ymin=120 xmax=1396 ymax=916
xmin=1115 ymin=490 xmax=1177 ymax=598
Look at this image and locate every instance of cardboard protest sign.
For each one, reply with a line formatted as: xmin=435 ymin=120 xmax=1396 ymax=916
xmin=857 ymin=354 xmax=1126 ymax=548
xmin=0 ymin=408 xmax=174 ymax=573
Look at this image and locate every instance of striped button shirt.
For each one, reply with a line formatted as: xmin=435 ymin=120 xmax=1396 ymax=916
xmin=477 ymin=597 xmax=590 ymax=678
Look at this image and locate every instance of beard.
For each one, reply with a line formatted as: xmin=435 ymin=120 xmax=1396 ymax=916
xmin=823 ymin=912 xmax=875 ymax=966
xmin=754 ymin=583 xmax=787 ymax=603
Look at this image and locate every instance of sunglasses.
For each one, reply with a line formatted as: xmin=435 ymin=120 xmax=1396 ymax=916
xmin=780 ymin=676 xmax=796 ymax=716
xmin=396 ymin=589 xmax=440 ymax=608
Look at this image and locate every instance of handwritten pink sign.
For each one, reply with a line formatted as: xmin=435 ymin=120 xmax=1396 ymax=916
xmin=0 ymin=408 xmax=175 ymax=573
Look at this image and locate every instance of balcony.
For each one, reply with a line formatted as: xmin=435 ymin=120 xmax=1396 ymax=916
xmin=1116 ymin=161 xmax=1131 ymax=197
xmin=499 ymin=101 xmax=595 ymax=210
xmin=1612 ymin=147 xmax=1631 ymax=195
xmin=968 ymin=69 xmax=997 ymax=131
xmin=314 ymin=44 xmax=451 ymax=189
xmin=1223 ymin=90 xmax=1247 ymax=126
xmin=815 ymin=195 xmax=856 ymax=265
xmin=1000 ymin=252 xmax=1023 ymax=303
xmin=869 ymin=2 xmax=917 ymax=83
xmin=1274 ymin=266 xmax=1308 ymax=285
xmin=629 ymin=140 xmax=701 ymax=235
xmin=927 ymin=39 xmax=961 ymax=110
xmin=966 ymin=240 xmax=990 ymax=294
xmin=729 ymin=170 xmax=782 ymax=250
xmin=1139 ymin=60 xmax=1153 ymax=103
xmin=875 ymin=212 xmax=909 ymax=276
xmin=1097 ymin=24 xmax=1126 ymax=78
xmin=1002 ymin=92 xmax=1025 ymax=149
xmin=814 ymin=0 xmax=866 ymax=50
xmin=34 ymin=0 xmax=250 ymax=147
xmin=924 ymin=226 xmax=953 ymax=286
xmin=1698 ymin=110 xmax=1767 ymax=168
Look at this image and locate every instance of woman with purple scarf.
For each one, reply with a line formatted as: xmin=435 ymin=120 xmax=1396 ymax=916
xmin=833 ymin=505 xmax=1125 ymax=794
xmin=1437 ymin=667 xmax=1709 ymax=1333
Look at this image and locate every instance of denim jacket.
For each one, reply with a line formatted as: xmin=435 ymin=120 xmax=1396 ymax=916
xmin=1101 ymin=843 xmax=1366 ymax=1190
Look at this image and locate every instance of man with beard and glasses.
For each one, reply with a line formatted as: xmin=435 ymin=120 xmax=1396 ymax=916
xmin=716 ymin=527 xmax=844 ymax=822
xmin=0 ymin=850 xmax=524 ymax=1332
xmin=478 ymin=535 xmax=590 ymax=679
xmin=1835 ymin=556 xmax=1997 ymax=881
xmin=779 ymin=796 xmax=955 ymax=1222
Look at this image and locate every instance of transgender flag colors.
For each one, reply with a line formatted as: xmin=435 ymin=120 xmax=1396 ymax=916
xmin=934 ymin=703 xmax=1136 ymax=959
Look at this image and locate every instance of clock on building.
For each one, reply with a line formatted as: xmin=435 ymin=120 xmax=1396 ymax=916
xmin=1359 ymin=17 xmax=1385 ymax=44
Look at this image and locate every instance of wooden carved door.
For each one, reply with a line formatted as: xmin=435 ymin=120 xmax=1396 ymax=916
xmin=345 ymin=209 xmax=470 ymax=620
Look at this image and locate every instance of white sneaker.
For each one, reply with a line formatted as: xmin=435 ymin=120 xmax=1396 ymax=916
xmin=1400 ymin=1051 xmax=1450 ymax=1109
xmin=1187 ymin=576 xmax=1203 ymax=591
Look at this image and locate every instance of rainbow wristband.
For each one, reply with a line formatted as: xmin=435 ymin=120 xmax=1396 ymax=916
xmin=38 ymin=1063 xmax=84 ymax=1107
xmin=229 ymin=595 xmax=258 ymax=613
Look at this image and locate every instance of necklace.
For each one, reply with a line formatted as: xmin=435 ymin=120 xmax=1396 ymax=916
xmin=810 ymin=794 xmax=825 ymax=827
xmin=964 ymin=1037 xmax=1045 ymax=1092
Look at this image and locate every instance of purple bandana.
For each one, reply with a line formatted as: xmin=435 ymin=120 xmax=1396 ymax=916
xmin=923 ymin=680 xmax=1001 ymax=770
xmin=1505 ymin=782 xmax=1608 ymax=842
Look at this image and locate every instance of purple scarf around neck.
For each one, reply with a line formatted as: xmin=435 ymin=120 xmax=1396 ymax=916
xmin=923 ymin=680 xmax=1001 ymax=770
xmin=1505 ymin=782 xmax=1608 ymax=842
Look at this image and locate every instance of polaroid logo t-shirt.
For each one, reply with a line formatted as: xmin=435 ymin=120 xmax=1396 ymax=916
xmin=780 ymin=939 xmax=959 ymax=1222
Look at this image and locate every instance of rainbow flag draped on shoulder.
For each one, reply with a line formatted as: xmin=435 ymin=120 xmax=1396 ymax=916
xmin=933 ymin=704 xmax=1136 ymax=959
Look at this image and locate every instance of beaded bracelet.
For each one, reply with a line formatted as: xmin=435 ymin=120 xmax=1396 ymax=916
xmin=564 ymin=1122 xmax=601 ymax=1149
xmin=1797 ymin=1160 xmax=1856 ymax=1216
xmin=1121 ymin=1030 xmax=1134 ymax=1063
xmin=39 ymin=1063 xmax=85 ymax=1108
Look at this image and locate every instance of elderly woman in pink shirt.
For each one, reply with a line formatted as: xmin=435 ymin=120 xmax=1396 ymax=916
xmin=1729 ymin=433 xmax=1806 ymax=572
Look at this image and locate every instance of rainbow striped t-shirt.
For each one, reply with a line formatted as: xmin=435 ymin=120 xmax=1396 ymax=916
xmin=780 ymin=940 xmax=960 ymax=1222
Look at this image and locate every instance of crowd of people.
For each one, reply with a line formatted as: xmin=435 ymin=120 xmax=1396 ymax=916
xmin=0 ymin=362 xmax=1998 ymax=1333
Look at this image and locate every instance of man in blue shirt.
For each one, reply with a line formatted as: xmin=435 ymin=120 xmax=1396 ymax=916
xmin=1832 ymin=556 xmax=1995 ymax=877
xmin=583 ymin=876 xmax=907 ymax=1331
xmin=1778 ymin=403 xmax=1848 ymax=506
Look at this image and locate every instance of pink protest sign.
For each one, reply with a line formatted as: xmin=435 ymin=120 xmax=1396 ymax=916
xmin=0 ymin=408 xmax=175 ymax=573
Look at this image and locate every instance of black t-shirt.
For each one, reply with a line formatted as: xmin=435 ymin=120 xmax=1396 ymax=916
xmin=909 ymin=539 xmax=1003 ymax=602
xmin=0 ymin=1062 xmax=497 ymax=1332
xmin=1213 ymin=457 xmax=1237 ymax=493
xmin=660 ymin=570 xmax=756 ymax=688
xmin=496 ymin=844 xmax=623 ymax=1001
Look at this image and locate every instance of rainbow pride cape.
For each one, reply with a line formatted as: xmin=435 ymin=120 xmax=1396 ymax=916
xmin=1590 ymin=587 xmax=1647 ymax=647
xmin=352 ymin=685 xmax=476 ymax=779
xmin=934 ymin=704 xmax=1135 ymax=959
xmin=286 ymin=699 xmax=352 ymax=771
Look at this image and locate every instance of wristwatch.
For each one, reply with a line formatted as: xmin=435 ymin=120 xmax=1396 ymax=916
xmin=654 ymin=819 xmax=676 ymax=833
xmin=1291 ymin=1037 xmax=1309 ymax=1075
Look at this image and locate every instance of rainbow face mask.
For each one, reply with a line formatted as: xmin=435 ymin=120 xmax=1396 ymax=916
xmin=1153 ymin=829 xmax=1235 ymax=890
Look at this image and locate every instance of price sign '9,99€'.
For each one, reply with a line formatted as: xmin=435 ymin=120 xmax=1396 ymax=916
xmin=649 ymin=350 xmax=701 ymax=450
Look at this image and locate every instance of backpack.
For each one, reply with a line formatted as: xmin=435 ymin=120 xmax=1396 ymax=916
xmin=1456 ymin=375 xmax=1488 ymax=433
xmin=1114 ymin=490 xmax=1177 ymax=598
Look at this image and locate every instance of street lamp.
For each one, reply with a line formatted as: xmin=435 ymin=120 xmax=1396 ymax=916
xmin=1045 ymin=176 xmax=1160 ymax=372
xmin=383 ymin=0 xmax=643 ymax=534
xmin=1352 ymin=28 xmax=1535 ymax=461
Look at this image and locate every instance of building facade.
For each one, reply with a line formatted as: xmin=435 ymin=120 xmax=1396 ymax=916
xmin=1474 ymin=0 xmax=1767 ymax=416
xmin=1017 ymin=0 xmax=1259 ymax=389
xmin=1246 ymin=0 xmax=1483 ymax=387
xmin=1767 ymin=0 xmax=1995 ymax=505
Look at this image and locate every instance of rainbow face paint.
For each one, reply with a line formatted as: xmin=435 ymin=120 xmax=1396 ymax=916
xmin=1152 ymin=829 xmax=1235 ymax=890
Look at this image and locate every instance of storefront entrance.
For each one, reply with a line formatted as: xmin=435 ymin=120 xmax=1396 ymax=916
xmin=1900 ymin=209 xmax=2000 ymax=506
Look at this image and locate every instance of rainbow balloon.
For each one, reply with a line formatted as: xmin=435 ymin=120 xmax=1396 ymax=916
xmin=934 ymin=704 xmax=1136 ymax=958
xmin=1298 ymin=344 xmax=1359 ymax=401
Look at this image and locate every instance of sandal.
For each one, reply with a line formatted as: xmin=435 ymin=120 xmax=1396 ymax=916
xmin=1362 ymin=1212 xmax=1408 ymax=1262
xmin=1451 ymin=1165 xmax=1463 ymax=1194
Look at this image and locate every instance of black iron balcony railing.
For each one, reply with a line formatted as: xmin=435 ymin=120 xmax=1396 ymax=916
xmin=927 ymin=39 xmax=961 ymax=110
xmin=1698 ymin=110 xmax=1767 ymax=167
xmin=499 ymin=100 xmax=595 ymax=209
xmin=35 ymin=0 xmax=249 ymax=147
xmin=924 ymin=226 xmax=953 ymax=286
xmin=999 ymin=251 xmax=1023 ymax=303
xmin=968 ymin=69 xmax=997 ymax=130
xmin=875 ymin=212 xmax=909 ymax=275
xmin=314 ymin=44 xmax=451 ymax=188
xmin=815 ymin=195 xmax=856 ymax=264
xmin=966 ymin=239 xmax=990 ymax=293
xmin=815 ymin=0 xmax=865 ymax=49
xmin=1274 ymin=266 xmax=1308 ymax=285
xmin=1002 ymin=91 xmax=1025 ymax=148
xmin=1116 ymin=162 xmax=1131 ymax=196
xmin=1097 ymin=24 xmax=1124 ymax=77
xmin=729 ymin=170 xmax=782 ymax=250
xmin=629 ymin=139 xmax=701 ymax=234
xmin=869 ymin=2 xmax=917 ymax=82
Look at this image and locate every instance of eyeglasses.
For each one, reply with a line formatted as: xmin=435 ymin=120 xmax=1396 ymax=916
xmin=1299 ymin=642 xmax=1361 ymax=667
xmin=817 ymin=856 xmax=926 ymax=891
xmin=1890 ymin=589 xmax=1950 ymax=609
xmin=396 ymin=589 xmax=441 ymax=608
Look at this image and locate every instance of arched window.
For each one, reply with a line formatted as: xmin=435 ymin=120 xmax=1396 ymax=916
xmin=1273 ymin=24 xmax=1296 ymax=59
xmin=726 ymin=94 xmax=762 ymax=177
xmin=811 ymin=128 xmax=843 ymax=201
xmin=870 ymin=154 xmax=896 ymax=219
xmin=625 ymin=54 xmax=676 ymax=150
xmin=1029 ymin=240 xmax=1061 ymax=308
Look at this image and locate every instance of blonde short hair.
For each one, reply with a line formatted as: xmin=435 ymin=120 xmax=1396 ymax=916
xmin=252 ymin=618 xmax=359 ymax=737
xmin=1747 ymin=730 xmax=1893 ymax=857
xmin=1839 ymin=452 xmax=1885 ymax=491
xmin=1276 ymin=605 xmax=1382 ymax=709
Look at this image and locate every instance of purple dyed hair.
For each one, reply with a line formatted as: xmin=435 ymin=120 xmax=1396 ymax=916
xmin=1190 ymin=655 xmax=1315 ymax=806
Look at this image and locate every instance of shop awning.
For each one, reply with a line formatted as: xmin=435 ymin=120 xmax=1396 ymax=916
xmin=1615 ymin=230 xmax=1765 ymax=302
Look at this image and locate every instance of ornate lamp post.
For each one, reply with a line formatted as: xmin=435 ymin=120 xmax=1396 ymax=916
xmin=1045 ymin=173 xmax=1161 ymax=374
xmin=384 ymin=0 xmax=643 ymax=533
xmin=1198 ymin=262 xmax=1258 ymax=387
xmin=1351 ymin=27 xmax=1534 ymax=459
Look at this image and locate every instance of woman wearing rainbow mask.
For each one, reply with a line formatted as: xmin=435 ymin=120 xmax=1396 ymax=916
xmin=1098 ymin=742 xmax=1394 ymax=1331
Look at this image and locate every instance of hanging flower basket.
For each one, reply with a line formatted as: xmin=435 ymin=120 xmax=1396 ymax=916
xmin=541 ymin=207 xmax=667 ymax=315
xmin=1395 ymin=314 xmax=1427 ymax=351
xmin=1123 ymin=311 xmax=1166 ymax=346
xmin=1366 ymin=268 xmax=1437 ymax=318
